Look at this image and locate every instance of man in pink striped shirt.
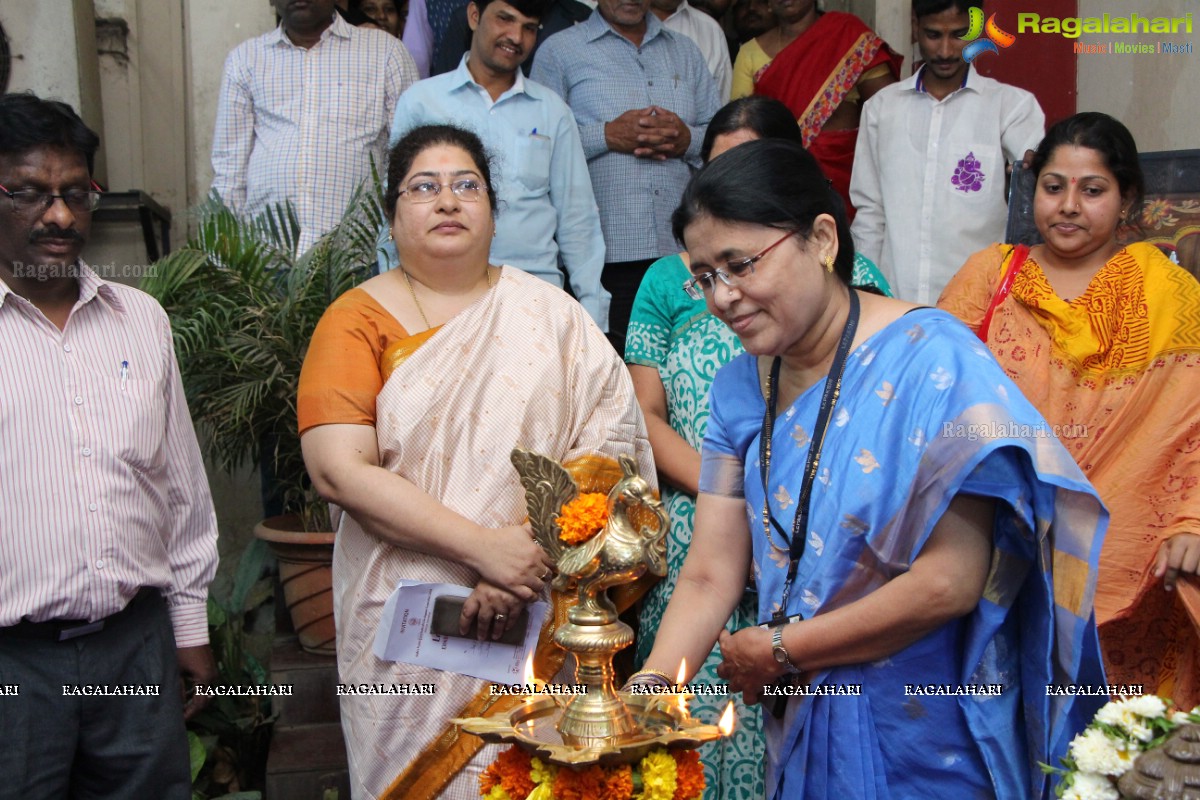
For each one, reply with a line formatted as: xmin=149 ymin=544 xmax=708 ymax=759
xmin=0 ymin=93 xmax=219 ymax=799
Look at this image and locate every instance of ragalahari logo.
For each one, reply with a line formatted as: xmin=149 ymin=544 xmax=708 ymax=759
xmin=961 ymin=7 xmax=1017 ymax=63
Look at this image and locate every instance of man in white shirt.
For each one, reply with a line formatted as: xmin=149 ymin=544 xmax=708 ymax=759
xmin=650 ymin=0 xmax=733 ymax=101
xmin=212 ymin=0 xmax=418 ymax=253
xmin=850 ymin=0 xmax=1044 ymax=304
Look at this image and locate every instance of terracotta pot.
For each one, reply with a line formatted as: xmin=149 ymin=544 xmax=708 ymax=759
xmin=254 ymin=515 xmax=336 ymax=655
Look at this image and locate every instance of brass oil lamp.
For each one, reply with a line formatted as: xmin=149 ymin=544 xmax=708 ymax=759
xmin=453 ymin=449 xmax=733 ymax=766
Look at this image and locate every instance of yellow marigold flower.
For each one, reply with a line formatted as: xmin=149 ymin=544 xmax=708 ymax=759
xmin=531 ymin=757 xmax=558 ymax=786
xmin=557 ymin=492 xmax=609 ymax=545
xmin=636 ymin=749 xmax=678 ymax=800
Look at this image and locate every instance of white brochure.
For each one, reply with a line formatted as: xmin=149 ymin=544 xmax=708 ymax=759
xmin=372 ymin=580 xmax=548 ymax=684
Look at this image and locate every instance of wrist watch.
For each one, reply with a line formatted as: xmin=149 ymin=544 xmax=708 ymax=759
xmin=771 ymin=626 xmax=801 ymax=674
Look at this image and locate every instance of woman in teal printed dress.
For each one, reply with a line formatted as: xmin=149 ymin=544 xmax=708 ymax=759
xmin=632 ymin=139 xmax=1107 ymax=800
xmin=624 ymin=97 xmax=890 ymax=800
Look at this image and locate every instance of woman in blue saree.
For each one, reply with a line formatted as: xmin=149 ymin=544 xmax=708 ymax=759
xmin=630 ymin=139 xmax=1108 ymax=799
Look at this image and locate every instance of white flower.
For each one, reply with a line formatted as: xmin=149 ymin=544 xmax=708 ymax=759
xmin=1122 ymin=695 xmax=1167 ymax=719
xmin=1062 ymin=772 xmax=1119 ymax=800
xmin=1069 ymin=728 xmax=1138 ymax=776
xmin=1094 ymin=701 xmax=1123 ymax=727
xmin=1124 ymin=717 xmax=1154 ymax=742
xmin=1095 ymin=698 xmax=1159 ymax=742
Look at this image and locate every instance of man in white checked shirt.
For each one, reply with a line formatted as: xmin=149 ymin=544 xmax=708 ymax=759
xmin=0 ymin=93 xmax=219 ymax=799
xmin=212 ymin=0 xmax=418 ymax=253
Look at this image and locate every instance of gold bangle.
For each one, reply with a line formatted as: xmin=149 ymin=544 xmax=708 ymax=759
xmin=628 ymin=669 xmax=673 ymax=685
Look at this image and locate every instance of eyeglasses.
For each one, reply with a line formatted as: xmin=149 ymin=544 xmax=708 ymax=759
xmin=398 ymin=178 xmax=486 ymax=203
xmin=0 ymin=182 xmax=103 ymax=215
xmin=682 ymin=229 xmax=795 ymax=300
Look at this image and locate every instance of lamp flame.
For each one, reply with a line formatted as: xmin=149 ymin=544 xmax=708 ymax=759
xmin=676 ymin=659 xmax=688 ymax=716
xmin=718 ymin=701 xmax=735 ymax=736
xmin=523 ymin=652 xmax=536 ymax=686
xmin=522 ymin=652 xmax=538 ymax=708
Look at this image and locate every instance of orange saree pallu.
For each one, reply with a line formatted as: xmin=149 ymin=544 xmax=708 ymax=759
xmin=939 ymin=242 xmax=1200 ymax=708
xmin=752 ymin=12 xmax=900 ymax=219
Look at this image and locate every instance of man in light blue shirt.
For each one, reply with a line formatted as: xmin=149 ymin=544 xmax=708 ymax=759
xmin=386 ymin=0 xmax=610 ymax=329
xmin=531 ymin=0 xmax=720 ymax=351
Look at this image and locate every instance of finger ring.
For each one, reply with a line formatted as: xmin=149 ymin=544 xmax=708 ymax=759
xmin=495 ymin=614 xmax=506 ymax=621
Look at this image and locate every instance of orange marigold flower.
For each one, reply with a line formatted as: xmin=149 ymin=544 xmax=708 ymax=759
xmin=480 ymin=761 xmax=502 ymax=795
xmin=671 ymin=751 xmax=705 ymax=800
xmin=554 ymin=764 xmax=606 ymax=800
xmin=494 ymin=746 xmax=536 ymax=798
xmin=602 ymin=764 xmax=634 ymax=800
xmin=556 ymin=493 xmax=609 ymax=545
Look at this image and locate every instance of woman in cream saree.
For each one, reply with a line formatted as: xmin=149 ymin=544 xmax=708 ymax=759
xmin=299 ymin=125 xmax=654 ymax=799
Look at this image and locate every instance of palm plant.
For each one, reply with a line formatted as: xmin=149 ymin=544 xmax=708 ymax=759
xmin=143 ymin=180 xmax=384 ymax=531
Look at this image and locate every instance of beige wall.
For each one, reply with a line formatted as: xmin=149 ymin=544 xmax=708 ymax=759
xmin=92 ymin=0 xmax=275 ymax=243
xmin=1075 ymin=0 xmax=1197 ymax=152
xmin=4 ymin=0 xmax=104 ymax=172
xmin=184 ymin=0 xmax=277 ymax=205
xmin=94 ymin=0 xmax=188 ymax=223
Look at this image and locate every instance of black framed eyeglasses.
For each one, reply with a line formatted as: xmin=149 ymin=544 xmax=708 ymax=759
xmin=0 ymin=182 xmax=103 ymax=215
xmin=682 ymin=230 xmax=796 ymax=300
xmin=398 ymin=178 xmax=486 ymax=203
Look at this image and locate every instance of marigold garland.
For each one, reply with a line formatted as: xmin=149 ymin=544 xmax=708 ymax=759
xmin=604 ymin=765 xmax=634 ymax=800
xmin=636 ymin=750 xmax=676 ymax=800
xmin=479 ymin=746 xmax=703 ymax=800
xmin=556 ymin=493 xmax=609 ymax=545
xmin=480 ymin=746 xmax=536 ymax=799
xmin=553 ymin=764 xmax=607 ymax=800
xmin=530 ymin=757 xmax=558 ymax=787
xmin=670 ymin=751 xmax=704 ymax=800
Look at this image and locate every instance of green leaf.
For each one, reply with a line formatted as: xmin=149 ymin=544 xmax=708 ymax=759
xmin=207 ymin=597 xmax=228 ymax=628
xmin=144 ymin=184 xmax=380 ymax=529
xmin=241 ymin=578 xmax=275 ymax=617
xmin=230 ymin=538 xmax=269 ymax=614
xmin=188 ymin=730 xmax=207 ymax=782
xmin=244 ymin=652 xmax=269 ymax=687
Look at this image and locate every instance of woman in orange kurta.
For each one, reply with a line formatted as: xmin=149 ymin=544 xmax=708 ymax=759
xmin=940 ymin=112 xmax=1200 ymax=709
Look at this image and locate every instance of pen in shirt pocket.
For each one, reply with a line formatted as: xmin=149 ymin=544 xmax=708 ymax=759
xmin=120 ymin=360 xmax=128 ymax=390
xmin=529 ymin=128 xmax=550 ymax=142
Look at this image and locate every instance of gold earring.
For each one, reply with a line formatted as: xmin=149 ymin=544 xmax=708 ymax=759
xmin=824 ymin=255 xmax=834 ymax=273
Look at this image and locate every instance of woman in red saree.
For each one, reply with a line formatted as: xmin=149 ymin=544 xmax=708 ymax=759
xmin=731 ymin=0 xmax=900 ymax=219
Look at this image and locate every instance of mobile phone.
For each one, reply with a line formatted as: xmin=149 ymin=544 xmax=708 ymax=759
xmin=429 ymin=595 xmax=529 ymax=646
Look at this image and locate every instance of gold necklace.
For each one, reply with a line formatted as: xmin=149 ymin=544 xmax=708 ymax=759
xmin=401 ymin=266 xmax=495 ymax=332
